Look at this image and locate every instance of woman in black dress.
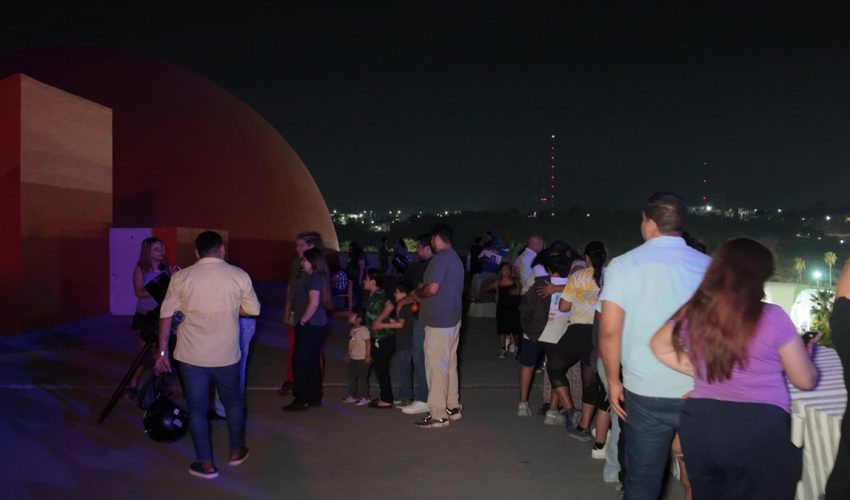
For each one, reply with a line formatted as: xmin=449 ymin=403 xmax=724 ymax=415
xmin=486 ymin=262 xmax=521 ymax=358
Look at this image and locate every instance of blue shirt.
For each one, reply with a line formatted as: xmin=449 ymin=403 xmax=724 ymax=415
xmin=599 ymin=236 xmax=710 ymax=398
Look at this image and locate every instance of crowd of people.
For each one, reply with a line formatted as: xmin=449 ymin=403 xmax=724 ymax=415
xmin=132 ymin=191 xmax=850 ymax=500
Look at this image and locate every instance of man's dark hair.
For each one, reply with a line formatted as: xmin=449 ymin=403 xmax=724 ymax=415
xmin=367 ymin=267 xmax=384 ymax=288
xmin=296 ymin=231 xmax=323 ymax=249
xmin=548 ymin=256 xmax=574 ymax=278
xmin=195 ymin=231 xmax=223 ymax=256
xmin=430 ymin=223 xmax=454 ymax=245
xmin=415 ymin=233 xmax=431 ymax=248
xmin=394 ymin=280 xmax=413 ymax=295
xmin=643 ymin=192 xmax=687 ymax=235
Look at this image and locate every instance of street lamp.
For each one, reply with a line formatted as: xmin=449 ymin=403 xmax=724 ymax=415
xmin=813 ymin=270 xmax=823 ymax=288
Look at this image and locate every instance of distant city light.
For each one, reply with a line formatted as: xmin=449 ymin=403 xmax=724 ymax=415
xmin=841 ymin=240 xmax=846 ymax=245
xmin=706 ymin=205 xmax=712 ymax=212
xmin=586 ymin=213 xmax=591 ymax=217
xmin=826 ymin=215 xmax=832 ymax=221
xmin=777 ymin=208 xmax=782 ymax=214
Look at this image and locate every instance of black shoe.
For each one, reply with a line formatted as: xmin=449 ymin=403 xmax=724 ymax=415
xmin=229 ymin=447 xmax=250 ymax=466
xmin=277 ymin=381 xmax=294 ymax=396
xmin=445 ymin=407 xmax=463 ymax=421
xmin=536 ymin=403 xmax=550 ymax=416
xmin=207 ymin=410 xmax=226 ymax=421
xmin=414 ymin=413 xmax=450 ymax=429
xmin=282 ymin=401 xmax=311 ymax=412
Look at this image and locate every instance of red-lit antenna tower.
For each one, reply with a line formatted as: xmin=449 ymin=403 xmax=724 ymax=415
xmin=549 ymin=134 xmax=556 ymax=214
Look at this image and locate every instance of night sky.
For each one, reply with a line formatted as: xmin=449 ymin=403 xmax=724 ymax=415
xmin=3 ymin=3 xmax=850 ymax=212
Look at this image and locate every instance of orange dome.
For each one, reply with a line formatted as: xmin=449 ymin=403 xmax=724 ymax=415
xmin=0 ymin=47 xmax=337 ymax=280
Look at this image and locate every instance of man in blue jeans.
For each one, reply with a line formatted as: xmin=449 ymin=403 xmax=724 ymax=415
xmin=155 ymin=231 xmax=261 ymax=479
xmin=400 ymin=233 xmax=433 ymax=415
xmin=212 ymin=316 xmax=256 ymax=419
xmin=599 ymin=193 xmax=710 ymax=499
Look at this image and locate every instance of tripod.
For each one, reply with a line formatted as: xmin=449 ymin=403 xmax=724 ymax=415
xmin=98 ymin=335 xmax=157 ymax=424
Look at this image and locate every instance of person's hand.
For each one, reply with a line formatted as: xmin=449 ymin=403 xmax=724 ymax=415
xmin=365 ymin=355 xmax=373 ymax=364
xmin=536 ymin=281 xmax=558 ymax=298
xmin=154 ymin=355 xmax=172 ymax=375
xmin=608 ymin=379 xmax=628 ymax=420
xmin=170 ymin=264 xmax=181 ymax=274
xmin=807 ymin=332 xmax=824 ymax=357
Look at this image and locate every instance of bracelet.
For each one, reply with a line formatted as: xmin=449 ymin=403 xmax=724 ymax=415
xmin=159 ymin=350 xmax=168 ymax=358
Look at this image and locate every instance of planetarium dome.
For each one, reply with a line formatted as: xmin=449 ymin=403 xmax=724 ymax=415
xmin=0 ymin=47 xmax=337 ymax=280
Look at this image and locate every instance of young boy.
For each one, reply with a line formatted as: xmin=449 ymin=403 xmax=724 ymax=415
xmin=343 ymin=309 xmax=371 ymax=405
xmin=374 ymin=281 xmax=416 ymax=407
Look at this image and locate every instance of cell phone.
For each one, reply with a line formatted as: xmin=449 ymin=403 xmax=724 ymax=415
xmin=801 ymin=331 xmax=819 ymax=346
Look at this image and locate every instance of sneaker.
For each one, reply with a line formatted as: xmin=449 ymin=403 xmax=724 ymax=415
xmin=229 ymin=448 xmax=250 ymax=466
xmin=517 ymin=401 xmax=531 ymax=417
xmin=591 ymin=441 xmax=607 ymax=460
xmin=342 ymin=396 xmax=359 ymax=404
xmin=355 ymin=398 xmax=371 ymax=406
xmin=498 ymin=349 xmax=507 ymax=359
xmin=508 ymin=342 xmax=517 ymax=353
xmin=536 ymin=403 xmax=550 ymax=416
xmin=544 ymin=410 xmax=566 ymax=426
xmin=446 ymin=407 xmax=463 ymax=421
xmin=564 ymin=408 xmax=582 ymax=429
xmin=394 ymin=399 xmax=413 ymax=408
xmin=401 ymin=400 xmax=430 ymax=414
xmin=189 ymin=462 xmax=219 ymax=479
xmin=414 ymin=414 xmax=450 ymax=429
xmin=567 ymin=425 xmax=593 ymax=442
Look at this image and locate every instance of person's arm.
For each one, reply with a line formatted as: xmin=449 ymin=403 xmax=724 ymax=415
xmin=779 ymin=337 xmax=818 ymax=390
xmin=484 ymin=278 xmax=500 ymax=291
xmin=558 ymin=298 xmax=573 ymax=312
xmin=284 ymin=262 xmax=296 ymax=321
xmin=600 ymin=300 xmax=627 ymax=419
xmin=299 ymin=290 xmax=320 ymax=325
xmin=536 ymin=280 xmax=559 ymax=298
xmin=836 ymin=257 xmax=850 ymax=299
xmin=374 ymin=317 xmax=405 ymax=330
xmin=374 ymin=301 xmax=395 ymax=323
xmin=650 ymin=321 xmax=694 ymax=377
xmin=414 ymin=282 xmax=440 ymax=299
xmin=154 ymin=317 xmax=173 ymax=374
xmin=358 ymin=259 xmax=366 ymax=284
xmin=364 ymin=336 xmax=373 ymax=364
xmin=240 ymin=275 xmax=261 ymax=316
xmin=133 ymin=266 xmax=151 ymax=298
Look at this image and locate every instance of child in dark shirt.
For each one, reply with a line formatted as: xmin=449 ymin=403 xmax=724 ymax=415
xmin=374 ymin=281 xmax=416 ymax=407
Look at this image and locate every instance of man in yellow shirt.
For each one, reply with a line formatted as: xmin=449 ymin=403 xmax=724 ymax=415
xmin=155 ymin=231 xmax=261 ymax=479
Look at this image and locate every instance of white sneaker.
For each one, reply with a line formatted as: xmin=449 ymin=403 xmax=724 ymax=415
xmin=517 ymin=401 xmax=531 ymax=417
xmin=591 ymin=441 xmax=607 ymax=460
xmin=401 ymin=400 xmax=430 ymax=414
xmin=341 ymin=396 xmax=358 ymax=404
xmin=498 ymin=349 xmax=507 ymax=359
xmin=355 ymin=398 xmax=371 ymax=406
xmin=543 ymin=409 xmax=566 ymax=426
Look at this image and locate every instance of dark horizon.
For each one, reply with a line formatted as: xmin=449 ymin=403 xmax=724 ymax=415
xmin=3 ymin=3 xmax=850 ymax=213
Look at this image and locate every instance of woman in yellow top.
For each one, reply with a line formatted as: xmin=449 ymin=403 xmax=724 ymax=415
xmin=553 ymin=241 xmax=608 ymax=442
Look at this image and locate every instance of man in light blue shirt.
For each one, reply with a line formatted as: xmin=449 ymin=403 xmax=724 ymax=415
xmin=599 ymin=192 xmax=710 ymax=499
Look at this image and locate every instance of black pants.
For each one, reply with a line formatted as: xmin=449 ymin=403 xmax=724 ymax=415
xmin=546 ymin=323 xmax=596 ymax=404
xmin=293 ymin=323 xmax=325 ymax=405
xmin=826 ymin=408 xmax=850 ymax=499
xmin=371 ymin=335 xmax=395 ymax=404
xmin=680 ymin=398 xmax=801 ymax=500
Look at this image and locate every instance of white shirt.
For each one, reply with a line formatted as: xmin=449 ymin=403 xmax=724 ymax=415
xmin=515 ymin=247 xmax=538 ymax=295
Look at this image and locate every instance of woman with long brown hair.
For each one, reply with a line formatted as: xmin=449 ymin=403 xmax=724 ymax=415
xmin=282 ymin=247 xmax=331 ymax=411
xmin=651 ymin=237 xmax=817 ymax=499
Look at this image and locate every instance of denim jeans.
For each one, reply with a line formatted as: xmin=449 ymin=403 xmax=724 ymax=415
xmin=180 ymin=361 xmax=245 ymax=462
xmin=623 ymin=389 xmax=685 ymax=500
xmin=597 ymin=357 xmax=621 ymax=483
xmin=395 ymin=349 xmax=414 ymax=401
xmin=412 ymin=319 xmax=428 ymax=402
xmin=214 ymin=317 xmax=256 ymax=416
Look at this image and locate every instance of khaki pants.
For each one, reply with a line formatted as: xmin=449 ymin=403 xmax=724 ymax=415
xmin=424 ymin=322 xmax=461 ymax=418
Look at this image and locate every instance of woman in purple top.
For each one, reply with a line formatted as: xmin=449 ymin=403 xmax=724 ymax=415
xmin=651 ymin=238 xmax=818 ymax=500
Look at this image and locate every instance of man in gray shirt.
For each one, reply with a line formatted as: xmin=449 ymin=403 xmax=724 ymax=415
xmin=412 ymin=223 xmax=465 ymax=428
